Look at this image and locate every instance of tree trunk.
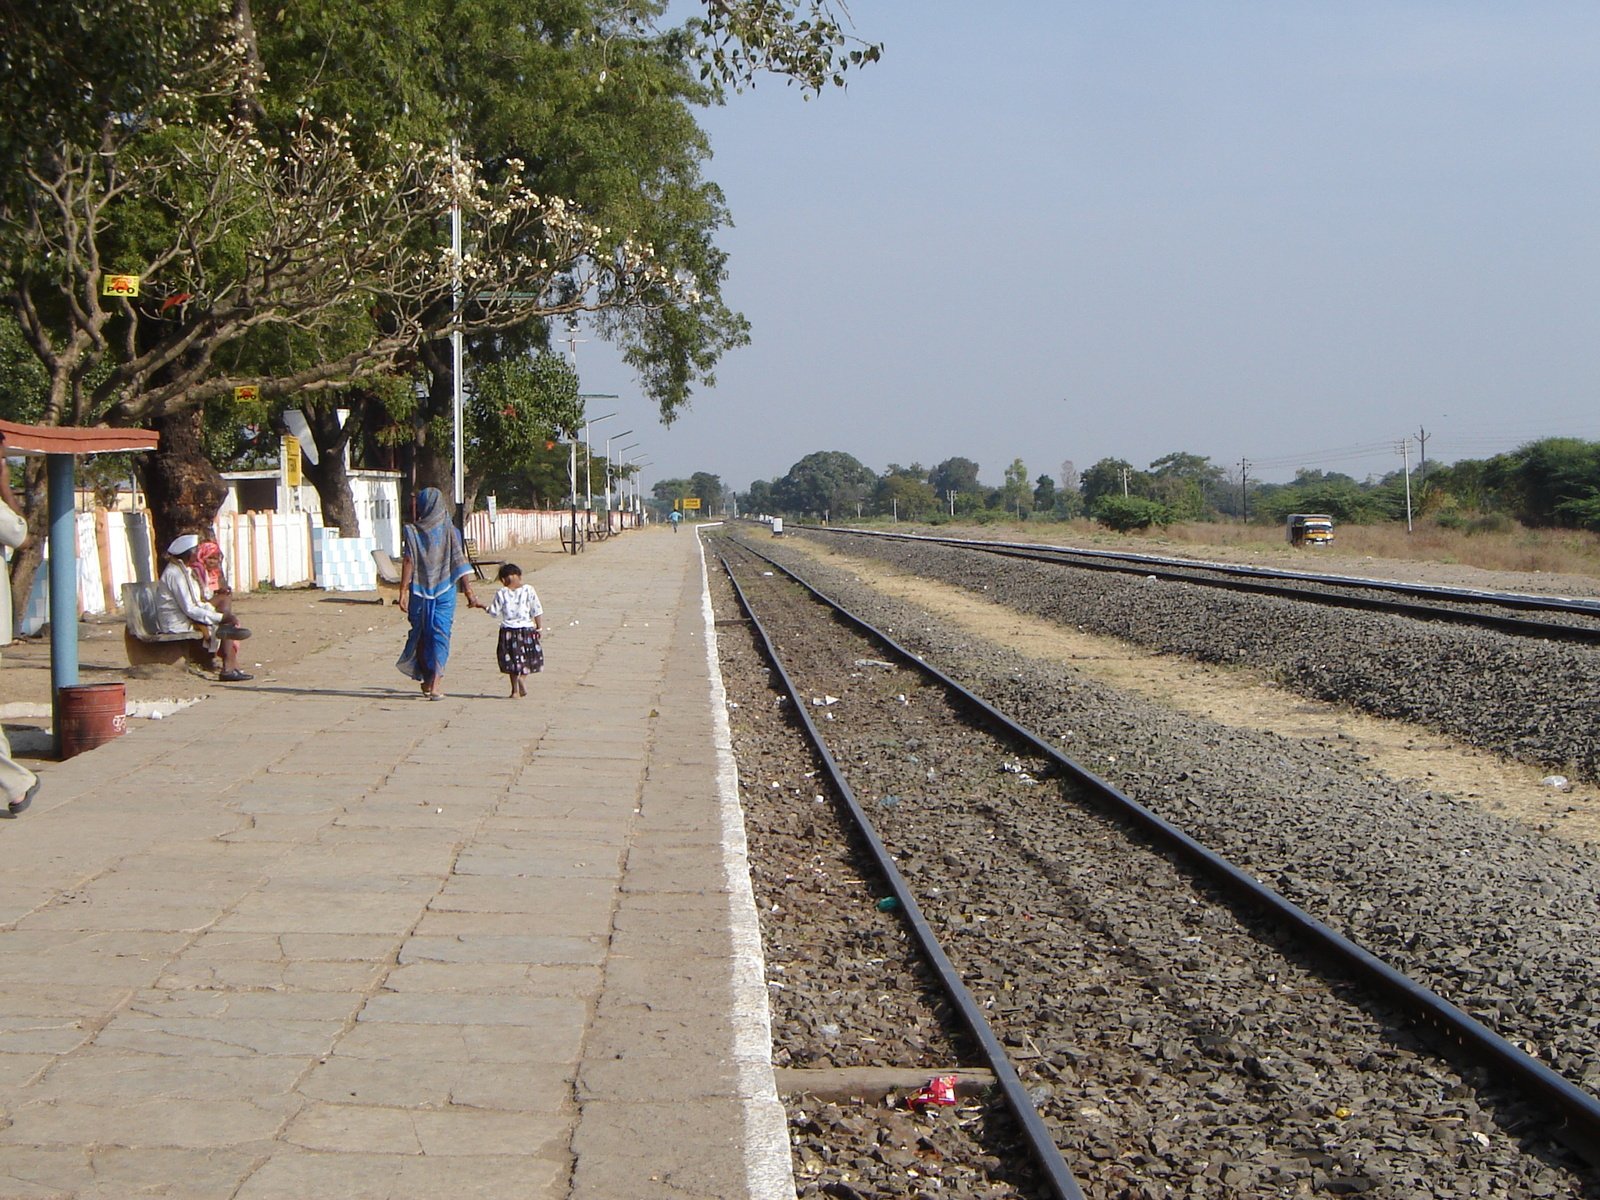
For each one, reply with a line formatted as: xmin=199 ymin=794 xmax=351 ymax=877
xmin=300 ymin=404 xmax=361 ymax=536
xmin=414 ymin=338 xmax=454 ymax=496
xmin=135 ymin=407 xmax=227 ymax=556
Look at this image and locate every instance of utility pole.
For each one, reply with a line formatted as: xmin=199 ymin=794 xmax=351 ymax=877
xmin=1120 ymin=466 xmax=1130 ymax=497
xmin=1399 ymin=438 xmax=1414 ymax=532
xmin=1239 ymin=458 xmax=1250 ymax=523
xmin=1416 ymin=426 xmax=1430 ymax=482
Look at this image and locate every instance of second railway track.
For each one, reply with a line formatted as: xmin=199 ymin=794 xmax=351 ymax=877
xmin=709 ymin=527 xmax=1600 ymax=1197
xmin=771 ymin=524 xmax=1600 ymax=785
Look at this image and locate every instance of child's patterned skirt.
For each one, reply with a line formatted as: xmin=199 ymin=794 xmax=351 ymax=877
xmin=497 ymin=627 xmax=543 ymax=677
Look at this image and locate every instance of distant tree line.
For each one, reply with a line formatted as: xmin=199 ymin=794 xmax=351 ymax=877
xmin=723 ymin=438 xmax=1600 ymax=534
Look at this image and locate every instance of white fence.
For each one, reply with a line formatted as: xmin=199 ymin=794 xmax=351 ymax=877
xmin=17 ymin=505 xmax=583 ymax=637
xmin=465 ymin=507 xmax=641 ymax=551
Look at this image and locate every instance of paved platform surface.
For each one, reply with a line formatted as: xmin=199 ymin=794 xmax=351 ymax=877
xmin=0 ymin=528 xmax=793 ymax=1199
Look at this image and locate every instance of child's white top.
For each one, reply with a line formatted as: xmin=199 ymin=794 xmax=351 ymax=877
xmin=487 ymin=583 xmax=542 ymax=629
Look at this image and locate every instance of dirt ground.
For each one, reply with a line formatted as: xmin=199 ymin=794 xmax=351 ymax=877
xmin=0 ymin=541 xmax=568 ymax=762
xmin=782 ymin=535 xmax=1600 ymax=850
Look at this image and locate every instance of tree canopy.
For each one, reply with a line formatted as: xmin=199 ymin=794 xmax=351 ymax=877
xmin=771 ymin=449 xmax=877 ymax=518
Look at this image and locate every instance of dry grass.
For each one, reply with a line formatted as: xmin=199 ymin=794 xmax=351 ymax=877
xmin=989 ymin=517 xmax=1600 ymax=577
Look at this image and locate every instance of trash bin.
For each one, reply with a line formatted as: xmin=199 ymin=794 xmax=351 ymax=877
xmin=57 ymin=682 xmax=128 ymax=759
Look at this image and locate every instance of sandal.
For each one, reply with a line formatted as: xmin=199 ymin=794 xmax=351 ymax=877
xmin=3 ymin=780 xmax=39 ymax=818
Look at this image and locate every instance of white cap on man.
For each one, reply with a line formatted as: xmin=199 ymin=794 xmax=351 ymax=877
xmin=167 ymin=534 xmax=200 ymax=557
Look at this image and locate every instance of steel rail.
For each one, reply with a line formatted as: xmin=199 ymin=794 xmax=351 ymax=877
xmin=713 ymin=542 xmax=1088 ymax=1200
xmin=799 ymin=525 xmax=1600 ymax=643
xmin=722 ymin=530 xmax=1600 ymax=1170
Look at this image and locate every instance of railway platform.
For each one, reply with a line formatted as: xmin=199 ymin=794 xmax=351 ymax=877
xmin=0 ymin=526 xmax=793 ymax=1199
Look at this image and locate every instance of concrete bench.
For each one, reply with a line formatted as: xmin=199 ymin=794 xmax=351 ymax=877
xmin=122 ymin=582 xmax=211 ymax=667
xmin=372 ymin=549 xmax=403 ymax=604
xmin=560 ymin=524 xmax=586 ymax=554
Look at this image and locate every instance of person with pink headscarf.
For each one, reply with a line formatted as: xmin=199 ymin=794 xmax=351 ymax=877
xmin=192 ymin=540 xmax=234 ymax=618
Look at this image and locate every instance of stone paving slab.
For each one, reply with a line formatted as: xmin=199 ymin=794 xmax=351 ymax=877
xmin=0 ymin=528 xmax=789 ymax=1198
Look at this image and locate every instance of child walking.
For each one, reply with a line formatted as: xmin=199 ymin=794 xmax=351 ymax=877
xmin=483 ymin=562 xmax=544 ymax=697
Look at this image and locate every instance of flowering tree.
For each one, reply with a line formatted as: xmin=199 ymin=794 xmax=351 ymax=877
xmin=0 ymin=0 xmax=878 ymax=592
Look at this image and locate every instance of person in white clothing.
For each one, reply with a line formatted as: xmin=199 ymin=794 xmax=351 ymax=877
xmin=481 ymin=562 xmax=544 ymax=697
xmin=156 ymin=534 xmax=252 ymax=681
xmin=0 ymin=454 xmax=39 ymax=816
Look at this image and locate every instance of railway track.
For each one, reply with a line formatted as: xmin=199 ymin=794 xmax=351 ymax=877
xmin=708 ymin=529 xmax=1600 ymax=1198
xmin=800 ymin=525 xmax=1600 ymax=643
xmin=771 ymin=523 xmax=1600 ymax=785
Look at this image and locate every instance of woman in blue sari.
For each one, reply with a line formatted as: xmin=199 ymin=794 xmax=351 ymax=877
xmin=397 ymin=487 xmax=481 ymax=699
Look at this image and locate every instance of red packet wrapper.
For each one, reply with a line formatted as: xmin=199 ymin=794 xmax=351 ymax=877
xmin=907 ymin=1074 xmax=959 ymax=1109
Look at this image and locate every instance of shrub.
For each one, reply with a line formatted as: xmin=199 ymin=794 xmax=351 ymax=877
xmin=1466 ymin=513 xmax=1513 ymax=536
xmin=1094 ymin=495 xmax=1174 ymax=532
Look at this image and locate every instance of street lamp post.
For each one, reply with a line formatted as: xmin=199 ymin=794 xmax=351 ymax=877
xmin=568 ymin=395 xmax=616 ymax=554
xmin=629 ymin=458 xmax=652 ymax=522
xmin=603 ymin=430 xmax=632 ymax=528
xmin=611 ymin=439 xmax=638 ymax=520
xmin=583 ymin=412 xmax=616 ymax=521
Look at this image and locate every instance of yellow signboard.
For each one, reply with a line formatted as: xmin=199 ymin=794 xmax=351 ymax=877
xmin=283 ymin=435 xmax=302 ymax=487
xmin=234 ymin=385 xmax=260 ymax=403
xmin=680 ymin=497 xmax=702 ymax=510
xmin=102 ymin=274 xmax=140 ymax=298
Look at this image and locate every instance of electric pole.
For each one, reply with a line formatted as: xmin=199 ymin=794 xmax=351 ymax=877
xmin=1398 ymin=439 xmax=1413 ymax=532
xmin=1416 ymin=426 xmax=1430 ymax=482
xmin=1239 ymin=458 xmax=1250 ymax=523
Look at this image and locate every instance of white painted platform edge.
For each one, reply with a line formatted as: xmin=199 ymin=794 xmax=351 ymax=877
xmin=698 ymin=536 xmax=798 ymax=1200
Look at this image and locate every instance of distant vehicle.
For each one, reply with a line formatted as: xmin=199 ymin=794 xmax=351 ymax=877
xmin=1285 ymin=513 xmax=1335 ymax=547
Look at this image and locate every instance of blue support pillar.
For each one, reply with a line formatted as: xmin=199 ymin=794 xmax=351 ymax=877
xmin=46 ymin=453 xmax=78 ymax=757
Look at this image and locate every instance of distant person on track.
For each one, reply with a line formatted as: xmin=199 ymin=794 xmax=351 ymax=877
xmin=668 ymin=509 xmax=682 ymax=533
xmin=157 ymin=534 xmax=253 ymax=682
xmin=397 ymin=486 xmax=481 ymax=700
xmin=0 ymin=455 xmax=39 ymax=817
xmin=481 ymin=562 xmax=544 ymax=698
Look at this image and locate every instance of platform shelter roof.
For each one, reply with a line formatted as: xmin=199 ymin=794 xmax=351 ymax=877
xmin=0 ymin=419 xmax=159 ymax=457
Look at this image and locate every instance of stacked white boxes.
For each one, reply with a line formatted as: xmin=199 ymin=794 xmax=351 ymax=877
xmin=312 ymin=526 xmax=378 ymax=592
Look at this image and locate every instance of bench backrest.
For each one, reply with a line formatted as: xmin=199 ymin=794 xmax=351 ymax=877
xmin=371 ymin=548 xmax=402 ymax=585
xmin=121 ymin=582 xmax=162 ymax=638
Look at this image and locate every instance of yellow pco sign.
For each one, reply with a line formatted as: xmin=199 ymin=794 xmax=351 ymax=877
xmin=101 ymin=274 xmax=141 ymax=298
xmin=234 ymin=385 xmax=260 ymax=403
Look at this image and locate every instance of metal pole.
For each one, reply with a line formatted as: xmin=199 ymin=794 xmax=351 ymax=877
xmin=568 ymin=438 xmax=579 ymax=554
xmin=1401 ymin=439 xmax=1414 ymax=533
xmin=582 ymin=413 xmax=615 ymax=536
xmin=604 ymin=430 xmax=632 ymax=518
xmin=46 ymin=453 xmax=78 ymax=758
xmin=450 ymin=147 xmax=465 ymax=517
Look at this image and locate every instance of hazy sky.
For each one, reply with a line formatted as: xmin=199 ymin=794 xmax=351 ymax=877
xmin=575 ymin=2 xmax=1600 ymax=496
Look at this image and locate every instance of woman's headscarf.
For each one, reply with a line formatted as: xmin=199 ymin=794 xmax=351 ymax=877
xmin=193 ymin=541 xmax=225 ymax=597
xmin=402 ymin=486 xmax=471 ymax=596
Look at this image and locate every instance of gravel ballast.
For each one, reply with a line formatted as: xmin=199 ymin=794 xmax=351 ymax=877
xmin=711 ymin=531 xmax=1600 ymax=1197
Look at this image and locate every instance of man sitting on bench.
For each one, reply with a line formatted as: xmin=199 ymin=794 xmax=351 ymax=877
xmin=156 ymin=534 xmax=253 ymax=682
